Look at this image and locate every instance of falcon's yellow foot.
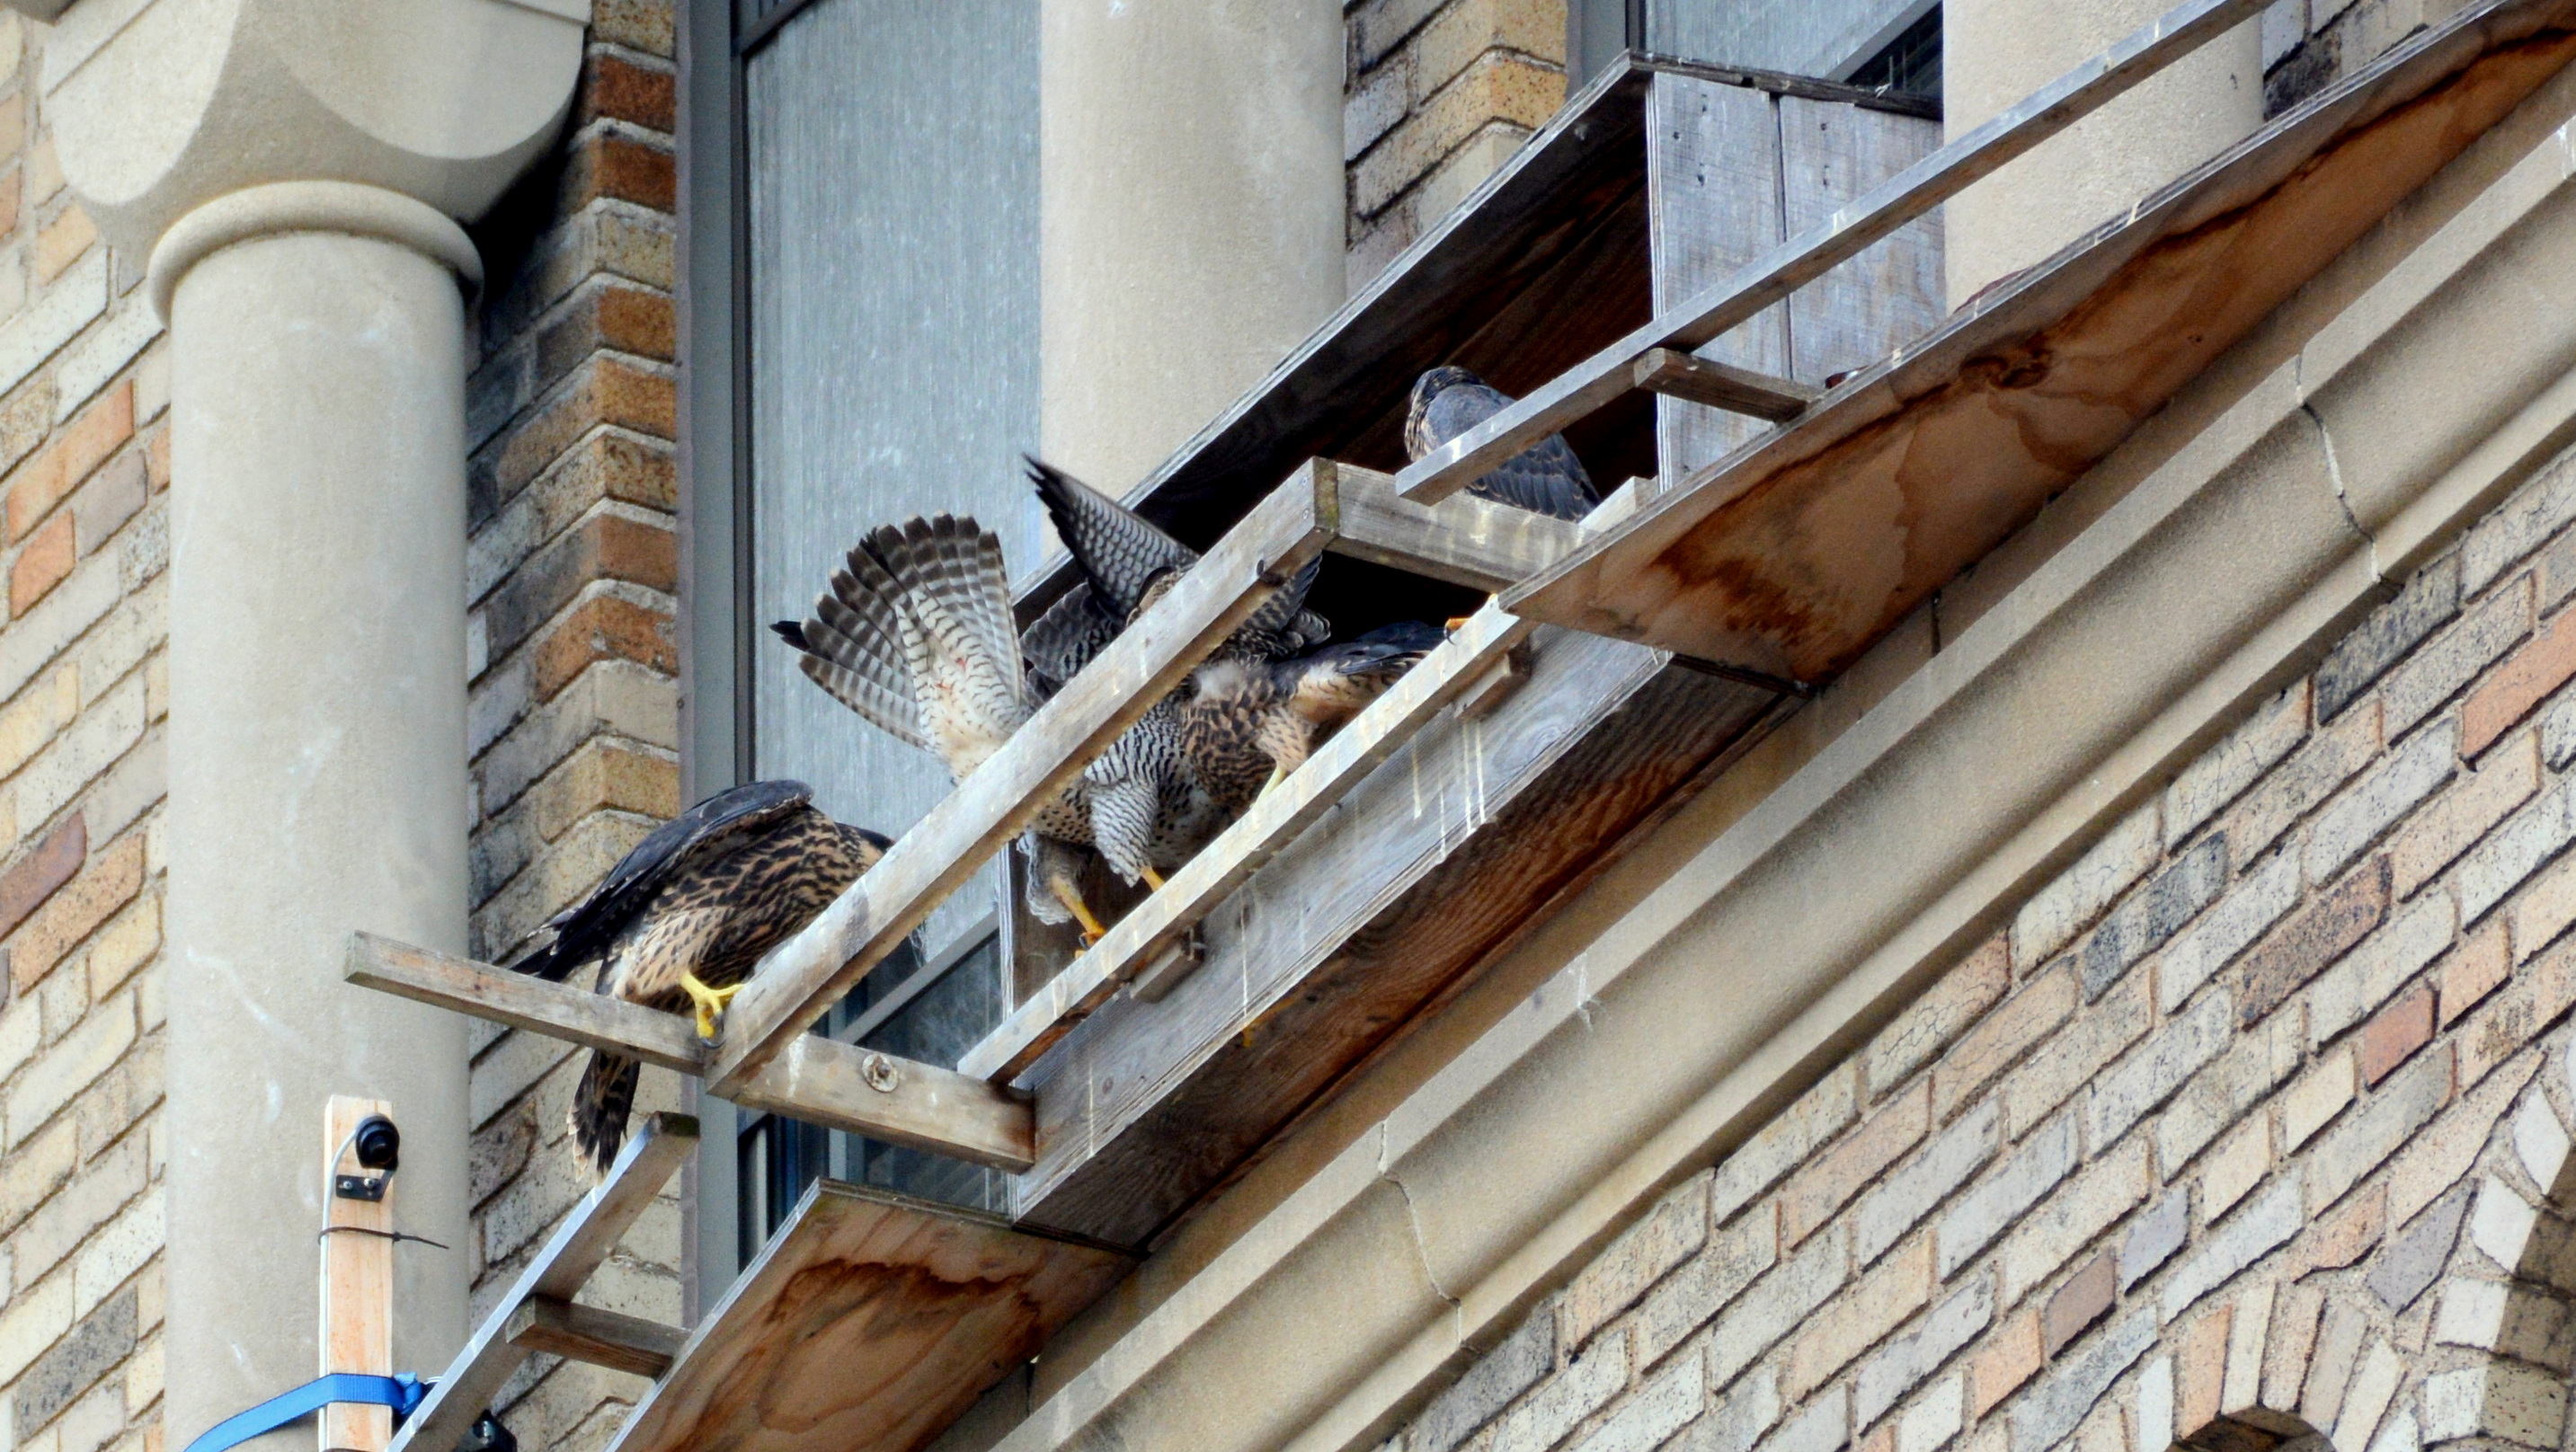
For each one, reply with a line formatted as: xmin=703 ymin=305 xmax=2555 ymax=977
xmin=1444 ymin=616 xmax=1473 ymax=632
xmin=1140 ymin=865 xmax=1168 ymax=892
xmin=680 ymin=973 xmax=743 ymax=1040
xmin=1254 ymin=763 xmax=1289 ymax=801
xmin=1051 ymin=879 xmax=1110 ymax=946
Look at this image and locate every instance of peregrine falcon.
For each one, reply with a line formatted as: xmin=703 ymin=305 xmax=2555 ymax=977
xmin=1180 ymin=626 xmax=1439 ymax=811
xmin=505 ymin=779 xmax=891 ymax=1174
xmin=1405 ymin=366 xmax=1600 ymax=521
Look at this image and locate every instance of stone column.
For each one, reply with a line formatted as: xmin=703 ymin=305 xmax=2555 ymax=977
xmin=1039 ymin=0 xmax=1345 ymax=493
xmin=37 ymin=0 xmax=583 ymax=1445
xmin=1942 ymin=0 xmax=2262 ymax=305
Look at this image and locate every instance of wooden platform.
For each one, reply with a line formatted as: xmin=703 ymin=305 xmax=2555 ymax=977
xmin=1506 ymin=0 xmax=2576 ymax=677
xmin=602 ymin=1182 xmax=1131 ymax=1452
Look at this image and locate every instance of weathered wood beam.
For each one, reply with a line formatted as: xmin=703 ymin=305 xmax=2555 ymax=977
xmin=386 ymin=1115 xmax=697 ymax=1452
xmin=730 ymin=1035 xmax=1035 ymax=1172
xmin=505 ymin=1297 xmax=686 ymax=1380
xmin=706 ymin=465 xmax=1338 ymax=1095
xmin=347 ymin=933 xmax=703 ymax=1072
xmin=1325 ymin=462 xmax=1584 ymax=592
xmin=961 ymin=602 xmax=1543 ymax=1084
xmin=343 ymin=932 xmax=1032 ymax=1164
xmin=1393 ymin=0 xmax=2270 ymax=503
xmin=1630 ymin=347 xmax=1817 ymax=422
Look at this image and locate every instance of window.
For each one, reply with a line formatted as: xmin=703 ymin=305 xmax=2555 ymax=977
xmin=1579 ymin=0 xmax=1941 ymax=94
xmin=688 ymin=0 xmax=1041 ymax=1264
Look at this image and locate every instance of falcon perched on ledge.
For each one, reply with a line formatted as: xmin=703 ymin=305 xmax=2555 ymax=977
xmin=1405 ymin=365 xmax=1600 ymax=521
xmin=1181 ymin=624 xmax=1443 ymax=811
xmin=505 ymin=779 xmax=890 ymax=1174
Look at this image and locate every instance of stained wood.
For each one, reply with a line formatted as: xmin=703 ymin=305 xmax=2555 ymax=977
xmin=345 ymin=933 xmax=703 ymax=1072
xmin=962 ymin=602 xmax=1544 ymax=1084
xmin=1326 ymin=464 xmax=1584 ymax=593
xmin=1012 ymin=630 xmax=1790 ymax=1247
xmin=320 ymin=1097 xmax=393 ymax=1452
xmin=344 ymin=933 xmax=1031 ymax=1166
xmin=730 ymin=1035 xmax=1034 ymax=1172
xmin=387 ymin=1116 xmax=697 ymax=1452
xmin=506 ymin=1298 xmax=685 ymax=1380
xmin=1647 ymin=73 xmax=1787 ymax=472
xmin=601 ymin=1182 xmax=1132 ymax=1452
xmin=1510 ymin=0 xmax=2576 ymax=675
xmin=709 ymin=469 xmax=1336 ymax=1093
xmin=1630 ymin=349 xmax=1817 ymax=422
xmin=1397 ymin=0 xmax=2274 ymax=503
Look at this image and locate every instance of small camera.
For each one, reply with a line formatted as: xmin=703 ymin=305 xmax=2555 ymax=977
xmin=335 ymin=1114 xmax=402 ymax=1201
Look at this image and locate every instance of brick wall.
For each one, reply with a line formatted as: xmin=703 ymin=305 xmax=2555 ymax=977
xmin=1344 ymin=0 xmax=1572 ymax=291
xmin=0 ymin=11 xmax=174 ymax=1452
xmin=458 ymin=0 xmax=686 ymax=1445
xmin=1382 ymin=439 xmax=2576 ymax=1452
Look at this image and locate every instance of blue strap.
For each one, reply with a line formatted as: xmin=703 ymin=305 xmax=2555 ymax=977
xmin=181 ymin=1373 xmax=428 ymax=1452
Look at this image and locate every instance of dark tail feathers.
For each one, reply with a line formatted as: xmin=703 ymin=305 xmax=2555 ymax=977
xmin=573 ymin=1049 xmax=640 ymax=1177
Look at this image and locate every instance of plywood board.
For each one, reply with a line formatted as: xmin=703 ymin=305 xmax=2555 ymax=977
xmin=1648 ymin=73 xmax=1786 ymax=475
xmin=604 ymin=1182 xmax=1132 ymax=1452
xmin=1777 ymin=94 xmax=1943 ymax=387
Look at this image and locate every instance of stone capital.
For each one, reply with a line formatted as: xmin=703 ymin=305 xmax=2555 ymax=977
xmin=39 ymin=0 xmax=586 ymax=292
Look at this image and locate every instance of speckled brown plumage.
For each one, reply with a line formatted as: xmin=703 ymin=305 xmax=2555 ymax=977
xmin=510 ymin=781 xmax=890 ymax=1174
xmin=1180 ymin=633 xmax=1434 ymax=813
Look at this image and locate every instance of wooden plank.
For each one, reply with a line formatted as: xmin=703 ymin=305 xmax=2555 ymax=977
xmin=1324 ymin=462 xmax=1584 ymax=592
xmin=1396 ymin=0 xmax=2272 ymax=503
xmin=505 ymin=1298 xmax=684 ymax=1380
xmin=1630 ymin=349 xmax=1817 ymax=422
xmin=386 ymin=1115 xmax=697 ymax=1452
xmin=961 ymin=601 xmax=1545 ymax=1085
xmin=345 ymin=933 xmax=704 ymax=1073
xmin=1012 ymin=633 xmax=1790 ymax=1247
xmin=344 ymin=932 xmax=1031 ymax=1165
xmin=1777 ymin=95 xmax=1943 ymax=387
xmin=1508 ymin=0 xmax=2576 ymax=675
xmin=708 ymin=466 xmax=1337 ymax=1095
xmin=730 ymin=1035 xmax=1034 ymax=1172
xmin=1647 ymin=73 xmax=1788 ymax=474
xmin=320 ymin=1097 xmax=393 ymax=1452
xmin=602 ymin=1182 xmax=1133 ymax=1452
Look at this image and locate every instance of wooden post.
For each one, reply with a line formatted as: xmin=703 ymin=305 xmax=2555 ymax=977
xmin=320 ymin=1096 xmax=395 ymax=1452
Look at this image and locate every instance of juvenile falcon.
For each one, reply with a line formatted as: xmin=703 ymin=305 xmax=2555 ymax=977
xmin=1180 ymin=623 xmax=1442 ymax=810
xmin=506 ymin=779 xmax=890 ymax=1174
xmin=772 ymin=514 xmax=1190 ymax=942
xmin=1405 ymin=365 xmax=1600 ymax=521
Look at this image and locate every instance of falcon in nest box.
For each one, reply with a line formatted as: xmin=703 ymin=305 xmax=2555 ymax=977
xmin=1179 ymin=622 xmax=1444 ymax=812
xmin=505 ymin=779 xmax=890 ymax=1174
xmin=1405 ymin=365 xmax=1601 ymax=521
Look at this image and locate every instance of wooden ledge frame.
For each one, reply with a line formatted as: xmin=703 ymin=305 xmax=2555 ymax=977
xmin=345 ymin=934 xmax=1035 ymax=1171
xmin=387 ymin=1114 xmax=698 ymax=1452
xmin=1392 ymin=0 xmax=2270 ymax=504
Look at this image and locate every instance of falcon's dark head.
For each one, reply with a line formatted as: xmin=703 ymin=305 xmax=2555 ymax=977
xmin=1128 ymin=566 xmax=1184 ymax=624
xmin=1407 ymin=366 xmax=1487 ymax=459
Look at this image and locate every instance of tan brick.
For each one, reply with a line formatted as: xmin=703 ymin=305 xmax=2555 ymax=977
xmin=2440 ymin=919 xmax=2510 ymax=1024
xmin=12 ymin=510 xmax=73 ymax=616
xmin=2456 ymin=936 xmax=2576 ymax=1090
xmin=32 ymin=203 xmax=93 ymax=284
xmin=2280 ymin=1048 xmax=2356 ymax=1152
xmin=0 ymin=92 xmax=26 ymax=162
xmin=2040 ymin=1252 xmax=2115 ymax=1358
xmin=2395 ymin=729 xmax=2536 ymax=897
xmin=2200 ymin=1117 xmax=2270 ymax=1221
xmin=1783 ymin=1080 xmax=1929 ymax=1247
xmin=479 ymin=358 xmax=675 ymax=506
xmin=1410 ymin=0 xmax=1567 ymax=101
xmin=1997 ymin=1136 xmax=2149 ymax=1309
xmin=529 ymin=590 xmax=674 ymax=703
xmin=1968 ymin=1309 xmax=2042 ymax=1420
xmin=2217 ymin=701 xmax=2380 ymax=866
xmin=1869 ymin=937 xmax=2008 ymax=1100
xmin=26 ymin=130 xmax=58 ymax=204
xmin=1352 ymin=51 xmax=1565 ymax=216
xmin=1998 ymin=975 xmax=2149 ymax=1138
xmin=1787 ymin=1235 xmax=1931 ymax=1400
xmin=86 ymin=894 xmax=155 ymax=997
xmin=1935 ymin=967 xmax=2077 ymax=1122
xmin=2386 ymin=1044 xmax=2535 ymax=1228
xmin=13 ymin=833 xmax=143 ymax=989
xmin=0 ymin=663 xmax=79 ymax=778
xmin=6 ymin=385 xmax=132 ymax=542
xmin=142 ymin=431 xmax=166 ymax=495
xmin=2292 ymin=1182 xmax=2384 ymax=1278
xmin=2261 ymin=1282 xmax=2323 ymax=1414
xmin=2465 ymin=603 xmax=2576 ymax=756
xmin=2232 ymin=856 xmax=2389 ymax=1026
xmin=2174 ymin=1306 xmax=2233 ymax=1439
xmin=1561 ymin=1171 xmax=1708 ymax=1350
xmin=2358 ymin=982 xmax=2434 ymax=1085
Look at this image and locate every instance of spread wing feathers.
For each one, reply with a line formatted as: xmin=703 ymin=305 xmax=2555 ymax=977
xmin=771 ymin=593 xmax=928 ymax=752
xmin=506 ymin=780 xmax=813 ymax=981
xmin=1019 ymin=583 xmax=1123 ymax=701
xmin=1239 ymin=556 xmax=1333 ymax=657
xmin=1026 ymin=457 xmax=1194 ymax=617
xmin=1406 ymin=367 xmax=1599 ymax=522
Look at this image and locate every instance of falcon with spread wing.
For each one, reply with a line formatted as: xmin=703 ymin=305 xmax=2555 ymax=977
xmin=506 ymin=779 xmax=890 ymax=1174
xmin=771 ymin=513 xmax=1197 ymax=943
xmin=1405 ymin=366 xmax=1600 ymax=521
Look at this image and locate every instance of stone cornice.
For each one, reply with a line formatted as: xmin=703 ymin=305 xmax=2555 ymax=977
xmin=147 ymin=181 xmax=484 ymax=321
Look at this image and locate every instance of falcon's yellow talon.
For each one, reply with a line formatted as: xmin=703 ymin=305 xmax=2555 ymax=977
xmin=680 ymin=973 xmax=742 ymax=1040
xmin=1052 ymin=879 xmax=1109 ymax=944
xmin=1443 ymin=616 xmax=1473 ymax=632
xmin=1140 ymin=865 xmax=1167 ymax=892
xmin=1255 ymin=764 xmax=1289 ymax=801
